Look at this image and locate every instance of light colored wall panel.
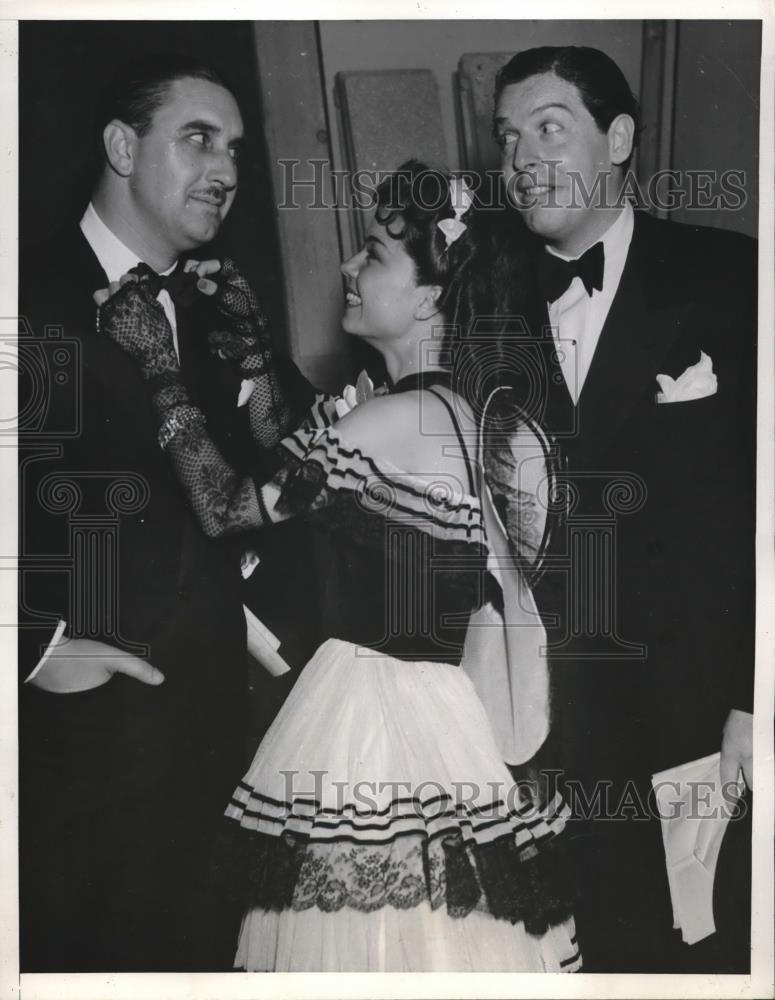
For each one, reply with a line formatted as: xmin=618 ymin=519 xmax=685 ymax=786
xmin=253 ymin=21 xmax=352 ymax=391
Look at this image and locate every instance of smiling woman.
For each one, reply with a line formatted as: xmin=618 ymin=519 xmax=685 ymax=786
xmin=94 ymin=158 xmax=581 ymax=973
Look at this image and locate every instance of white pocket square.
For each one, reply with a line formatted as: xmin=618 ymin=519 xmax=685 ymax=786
xmin=656 ymin=351 xmax=717 ymax=404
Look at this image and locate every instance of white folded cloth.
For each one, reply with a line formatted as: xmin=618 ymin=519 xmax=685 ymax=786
xmin=651 ymin=752 xmax=744 ymax=944
xmin=243 ymin=604 xmax=291 ymax=677
xmin=656 ymin=350 xmax=717 ymax=403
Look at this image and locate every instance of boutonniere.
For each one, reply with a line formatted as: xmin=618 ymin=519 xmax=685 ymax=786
xmin=334 ymin=370 xmax=386 ymax=418
xmin=656 ymin=351 xmax=717 ymax=403
xmin=237 ymin=379 xmax=255 ymax=407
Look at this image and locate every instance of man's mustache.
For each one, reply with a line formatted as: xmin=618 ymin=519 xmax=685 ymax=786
xmin=189 ymin=186 xmax=229 ymax=207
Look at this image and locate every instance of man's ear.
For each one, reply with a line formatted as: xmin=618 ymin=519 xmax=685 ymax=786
xmin=103 ymin=119 xmax=136 ymax=178
xmin=415 ymin=284 xmax=443 ymax=321
xmin=608 ymin=113 xmax=635 ymax=167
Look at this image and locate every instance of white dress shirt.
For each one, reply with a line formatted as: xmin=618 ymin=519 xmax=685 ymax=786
xmin=80 ymin=201 xmax=181 ymax=358
xmin=546 ymin=202 xmax=634 ymax=404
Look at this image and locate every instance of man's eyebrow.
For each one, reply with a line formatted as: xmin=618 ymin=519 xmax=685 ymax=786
xmin=365 ymin=234 xmax=387 ymax=249
xmin=529 ymin=102 xmax=574 ymax=117
xmin=178 ymin=120 xmax=245 ymax=146
xmin=494 ymin=101 xmax=574 ymax=128
xmin=179 ymin=119 xmax=221 ymax=134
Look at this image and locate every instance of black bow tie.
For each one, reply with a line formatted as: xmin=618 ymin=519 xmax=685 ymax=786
xmin=130 ymin=261 xmax=201 ymax=308
xmin=537 ymin=242 xmax=605 ymax=304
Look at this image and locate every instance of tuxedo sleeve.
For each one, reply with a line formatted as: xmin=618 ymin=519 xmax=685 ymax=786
xmin=20 ymin=618 xmax=66 ymax=684
xmin=730 ymin=243 xmax=757 ymax=715
xmin=715 ymin=234 xmax=757 ymax=715
xmin=18 ymin=250 xmax=116 ymax=684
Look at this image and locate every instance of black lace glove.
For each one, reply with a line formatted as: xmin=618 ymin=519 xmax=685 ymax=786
xmin=207 ymin=257 xmax=272 ymax=375
xmin=97 ymin=273 xmax=191 ymax=430
xmin=97 ymin=269 xmax=274 ymax=537
xmin=205 ymin=257 xmax=296 ymax=448
xmin=98 ymin=272 xmax=178 ymax=379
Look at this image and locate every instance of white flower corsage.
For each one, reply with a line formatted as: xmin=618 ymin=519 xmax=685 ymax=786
xmin=334 ymin=369 xmax=386 ymax=418
xmin=437 ymin=177 xmax=474 ymax=251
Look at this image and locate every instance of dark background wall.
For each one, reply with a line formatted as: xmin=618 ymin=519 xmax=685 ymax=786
xmin=671 ymin=20 xmax=760 ymax=235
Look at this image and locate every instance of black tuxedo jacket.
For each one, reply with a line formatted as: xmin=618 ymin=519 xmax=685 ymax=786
xmin=17 ymin=225 xmax=275 ymax=968
xmin=18 ymin=227 xmax=255 ymax=684
xmin=516 ymin=212 xmax=757 ymax=781
xmin=18 ymin=224 xmax=319 ymax=971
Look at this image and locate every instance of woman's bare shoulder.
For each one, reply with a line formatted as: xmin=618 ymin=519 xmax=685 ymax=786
xmin=335 ymin=389 xmax=477 ymax=483
xmin=334 ymin=393 xmax=423 ymax=455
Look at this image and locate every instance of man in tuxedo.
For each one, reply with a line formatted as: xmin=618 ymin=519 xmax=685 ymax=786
xmin=19 ymin=54 xmax=270 ymax=971
xmin=491 ymin=46 xmax=756 ymax=971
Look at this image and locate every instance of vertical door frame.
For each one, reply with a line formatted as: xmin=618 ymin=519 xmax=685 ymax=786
xmin=638 ymin=21 xmax=679 ymax=219
xmin=252 ymin=21 xmax=351 ymax=391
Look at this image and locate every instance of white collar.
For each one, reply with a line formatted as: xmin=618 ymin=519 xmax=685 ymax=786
xmin=80 ymin=202 xmax=177 ymax=282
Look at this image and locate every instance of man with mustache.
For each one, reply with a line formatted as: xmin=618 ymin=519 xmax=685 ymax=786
xmin=492 ymin=46 xmax=756 ymax=971
xmin=18 ymin=53 xmax=291 ymax=971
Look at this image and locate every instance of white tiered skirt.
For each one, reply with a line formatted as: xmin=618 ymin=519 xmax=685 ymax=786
xmin=225 ymin=638 xmax=581 ymax=973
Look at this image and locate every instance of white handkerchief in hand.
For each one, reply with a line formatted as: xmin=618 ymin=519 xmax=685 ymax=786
xmin=651 ymin=752 xmax=744 ymax=945
xmin=656 ymin=351 xmax=717 ymax=403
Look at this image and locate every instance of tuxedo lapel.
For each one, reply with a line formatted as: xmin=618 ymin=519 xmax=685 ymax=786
xmin=176 ymin=288 xmax=240 ymax=413
xmin=73 ymin=229 xmax=109 ymax=302
xmin=35 ymin=227 xmax=109 ymax=332
xmin=173 ymin=296 xmax=203 ymax=402
xmin=533 ymin=303 xmax=576 ymax=439
xmin=565 ymin=212 xmax=687 ymax=468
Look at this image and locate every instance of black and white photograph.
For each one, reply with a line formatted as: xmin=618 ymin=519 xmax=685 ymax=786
xmin=4 ymin=7 xmax=774 ymax=998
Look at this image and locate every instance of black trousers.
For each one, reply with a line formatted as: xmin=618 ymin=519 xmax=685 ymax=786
xmin=20 ymin=634 xmax=248 ymax=972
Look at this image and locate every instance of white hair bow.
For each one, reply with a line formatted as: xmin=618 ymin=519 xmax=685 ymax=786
xmin=437 ymin=176 xmax=474 ymax=251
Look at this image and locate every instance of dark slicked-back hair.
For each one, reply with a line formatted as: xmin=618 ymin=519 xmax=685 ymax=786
xmin=495 ymin=46 xmax=641 ymax=168
xmin=96 ymin=52 xmax=235 ymax=138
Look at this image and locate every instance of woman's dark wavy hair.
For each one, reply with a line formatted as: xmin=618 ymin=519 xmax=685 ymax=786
xmin=373 ymin=160 xmax=478 ymax=319
xmin=373 ymin=160 xmax=543 ymax=414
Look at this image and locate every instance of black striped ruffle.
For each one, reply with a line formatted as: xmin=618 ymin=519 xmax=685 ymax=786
xmin=226 ymin=782 xmax=567 ymax=848
xmin=275 ymin=425 xmax=485 ymax=544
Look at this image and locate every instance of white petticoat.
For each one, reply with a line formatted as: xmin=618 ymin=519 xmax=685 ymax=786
xmin=226 ymin=638 xmax=581 ymax=973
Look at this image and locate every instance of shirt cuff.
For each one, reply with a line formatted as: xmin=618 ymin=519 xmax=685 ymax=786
xmin=24 ymin=618 xmax=67 ymax=684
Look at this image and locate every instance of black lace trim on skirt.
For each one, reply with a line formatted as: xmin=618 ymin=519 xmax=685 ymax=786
xmin=209 ymin=817 xmax=577 ymax=937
